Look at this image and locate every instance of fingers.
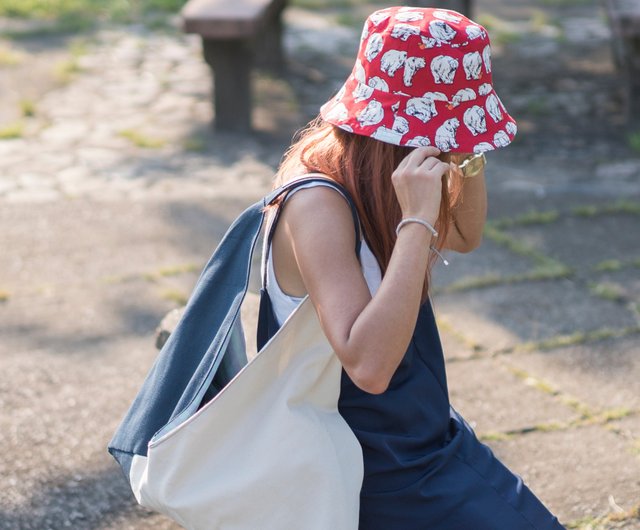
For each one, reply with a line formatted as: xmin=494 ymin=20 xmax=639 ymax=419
xmin=396 ymin=146 xmax=440 ymax=172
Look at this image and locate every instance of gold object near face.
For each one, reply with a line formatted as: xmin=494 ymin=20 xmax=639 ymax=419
xmin=457 ymin=153 xmax=487 ymax=178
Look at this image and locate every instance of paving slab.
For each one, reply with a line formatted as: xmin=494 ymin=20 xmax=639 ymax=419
xmin=505 ymin=212 xmax=640 ymax=274
xmin=505 ymin=336 xmax=640 ymax=411
xmin=447 ymin=357 xmax=577 ymax=434
xmin=486 ymin=425 xmax=640 ymax=524
xmin=431 ymin=279 xmax=638 ymax=353
xmin=431 ymin=238 xmax=535 ymax=292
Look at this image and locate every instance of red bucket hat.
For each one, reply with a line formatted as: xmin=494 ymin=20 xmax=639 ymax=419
xmin=320 ymin=6 xmax=517 ymax=153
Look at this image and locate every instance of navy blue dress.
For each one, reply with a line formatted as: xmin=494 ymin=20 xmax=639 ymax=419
xmin=257 ymin=180 xmax=565 ymax=530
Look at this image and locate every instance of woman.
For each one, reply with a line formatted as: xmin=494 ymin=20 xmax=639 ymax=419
xmin=258 ymin=6 xmax=565 ymax=529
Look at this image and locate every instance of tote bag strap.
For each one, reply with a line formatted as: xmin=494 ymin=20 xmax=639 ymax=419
xmin=262 ymin=175 xmax=363 ymax=289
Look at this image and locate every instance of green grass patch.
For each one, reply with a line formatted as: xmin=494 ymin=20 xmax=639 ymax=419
xmin=0 ymin=121 xmax=24 ymax=139
xmin=0 ymin=0 xmax=186 ymax=21
xmin=483 ymin=223 xmax=571 ymax=275
xmin=571 ymin=199 xmax=640 ymax=217
xmin=593 ymin=259 xmax=623 ymax=272
xmin=628 ymin=132 xmax=640 ymax=154
xmin=182 ymin=135 xmax=207 ymax=153
xmin=435 ymin=317 xmax=485 ymax=352
xmin=118 ymin=128 xmax=166 ymax=148
xmin=510 ymin=325 xmax=640 ymax=354
xmin=478 ymin=431 xmax=512 ymax=442
xmin=588 ymin=281 xmax=626 ymax=302
xmin=491 ymin=209 xmax=560 ymax=229
xmin=19 ymin=99 xmax=36 ymax=117
xmin=0 ymin=0 xmax=186 ymax=37
xmin=476 ymin=14 xmax=521 ymax=45
xmin=159 ymin=288 xmax=188 ymax=306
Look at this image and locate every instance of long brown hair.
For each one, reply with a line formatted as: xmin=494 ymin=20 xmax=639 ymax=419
xmin=269 ymin=115 xmax=465 ymax=303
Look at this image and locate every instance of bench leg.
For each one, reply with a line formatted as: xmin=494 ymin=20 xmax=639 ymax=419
xmin=202 ymin=38 xmax=253 ymax=132
xmin=624 ymin=37 xmax=640 ymax=126
xmin=407 ymin=0 xmax=473 ymax=17
xmin=256 ymin=10 xmax=285 ymax=73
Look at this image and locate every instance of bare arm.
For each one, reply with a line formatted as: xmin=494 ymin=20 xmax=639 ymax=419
xmin=278 ymin=147 xmax=448 ymax=395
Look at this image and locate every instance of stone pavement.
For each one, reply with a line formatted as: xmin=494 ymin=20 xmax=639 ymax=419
xmin=0 ymin=1 xmax=639 ymax=529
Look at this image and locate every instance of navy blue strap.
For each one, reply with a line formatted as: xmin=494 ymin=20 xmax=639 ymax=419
xmin=261 ymin=176 xmax=363 ymax=288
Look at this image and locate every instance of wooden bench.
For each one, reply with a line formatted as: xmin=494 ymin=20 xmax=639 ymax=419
xmin=603 ymin=0 xmax=640 ymax=122
xmin=418 ymin=0 xmax=473 ymax=18
xmin=181 ymin=0 xmax=287 ymax=132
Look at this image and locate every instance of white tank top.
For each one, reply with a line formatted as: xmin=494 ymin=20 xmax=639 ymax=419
xmin=261 ymin=181 xmax=383 ymax=327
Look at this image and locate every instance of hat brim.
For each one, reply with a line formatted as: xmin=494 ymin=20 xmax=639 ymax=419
xmin=320 ymin=74 xmax=517 ymax=153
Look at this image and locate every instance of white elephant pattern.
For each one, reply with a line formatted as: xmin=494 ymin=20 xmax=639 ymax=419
xmin=435 ymin=118 xmax=460 ymax=151
xmin=380 ymin=49 xmax=407 ymax=77
xmin=431 ymin=55 xmax=459 ymax=84
xmin=357 ymin=99 xmax=385 ymax=127
xmin=482 ymin=45 xmax=492 ymax=73
xmin=391 ymin=23 xmax=421 ymax=41
xmin=485 ymin=94 xmax=503 ymax=122
xmin=352 ymin=83 xmax=374 ymax=103
xmin=406 ymin=96 xmax=439 ymax=123
xmin=368 ymin=76 xmax=389 ymax=92
xmin=450 ymin=88 xmax=476 ymax=107
xmin=463 ymin=51 xmax=482 ymax=80
xmin=463 ymin=105 xmax=487 ymax=136
xmin=403 ymin=57 xmax=426 ymax=87
xmin=364 ymin=33 xmax=384 ymax=62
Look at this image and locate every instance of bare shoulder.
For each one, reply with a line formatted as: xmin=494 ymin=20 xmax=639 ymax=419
xmin=279 ymin=183 xmax=358 ymax=246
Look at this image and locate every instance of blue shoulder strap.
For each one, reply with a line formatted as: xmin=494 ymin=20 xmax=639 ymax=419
xmin=107 ymin=176 xmax=361 ymax=481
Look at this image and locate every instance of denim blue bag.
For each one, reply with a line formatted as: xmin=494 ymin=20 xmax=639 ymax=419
xmin=107 ymin=176 xmax=363 ymax=530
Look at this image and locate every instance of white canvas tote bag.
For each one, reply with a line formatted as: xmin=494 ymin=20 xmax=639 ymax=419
xmin=108 ymin=177 xmax=364 ymax=530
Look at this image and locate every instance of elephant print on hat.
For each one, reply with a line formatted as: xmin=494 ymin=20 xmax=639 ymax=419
xmin=368 ymin=10 xmax=391 ymax=26
xmin=325 ymin=102 xmax=348 ymax=123
xmin=391 ymin=23 xmax=421 ymax=41
xmin=478 ymin=83 xmax=492 ymax=96
xmin=319 ymin=6 xmax=517 ymax=152
xmin=482 ymin=45 xmax=492 ymax=73
xmin=432 ymin=10 xmax=462 ymax=24
xmin=405 ymin=135 xmax=432 ymax=147
xmin=431 ymin=55 xmax=459 ymax=84
xmin=394 ymin=10 xmax=424 ymax=22
xmin=473 ymin=142 xmax=494 ymax=153
xmin=485 ymin=94 xmax=503 ymax=122
xmin=372 ymin=115 xmax=410 ymax=143
xmin=450 ymin=88 xmax=476 ymax=107
xmin=368 ymin=76 xmax=389 ymax=92
xmin=365 ymin=33 xmax=384 ymax=62
xmin=406 ymin=96 xmax=439 ymax=123
xmin=493 ymin=130 xmax=510 ymax=147
xmin=435 ymin=118 xmax=460 ymax=151
xmin=357 ymin=99 xmax=385 ymax=126
xmin=352 ymin=83 xmax=374 ymax=103
xmin=381 ymin=49 xmax=408 ymax=77
xmin=354 ymin=59 xmax=367 ymax=83
xmin=429 ymin=20 xmax=456 ymax=45
xmin=466 ymin=24 xmax=486 ymax=40
xmin=403 ymin=57 xmax=427 ymax=87
xmin=463 ymin=105 xmax=487 ymax=136
xmin=463 ymin=51 xmax=483 ymax=80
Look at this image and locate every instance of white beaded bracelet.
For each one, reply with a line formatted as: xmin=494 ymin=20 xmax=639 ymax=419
xmin=396 ymin=217 xmax=438 ymax=238
xmin=396 ymin=218 xmax=449 ymax=266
